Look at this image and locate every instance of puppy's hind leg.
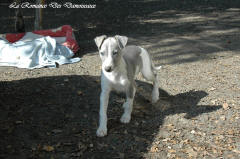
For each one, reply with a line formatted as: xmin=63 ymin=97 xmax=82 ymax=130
xmin=142 ymin=69 xmax=159 ymax=103
xmin=120 ymin=83 xmax=136 ymax=123
xmin=139 ymin=47 xmax=161 ymax=103
xmin=151 ymin=73 xmax=160 ymax=103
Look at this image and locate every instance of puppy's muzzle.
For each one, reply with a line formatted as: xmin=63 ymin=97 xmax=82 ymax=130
xmin=105 ymin=66 xmax=113 ymax=72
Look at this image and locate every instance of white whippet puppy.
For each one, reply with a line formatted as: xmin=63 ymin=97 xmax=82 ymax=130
xmin=94 ymin=35 xmax=161 ymax=137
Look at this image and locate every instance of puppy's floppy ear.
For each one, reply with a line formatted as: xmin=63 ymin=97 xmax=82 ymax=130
xmin=94 ymin=35 xmax=107 ymax=50
xmin=115 ymin=35 xmax=128 ymax=49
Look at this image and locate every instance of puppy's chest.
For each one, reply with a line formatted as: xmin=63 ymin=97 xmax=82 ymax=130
xmin=105 ymin=71 xmax=129 ymax=92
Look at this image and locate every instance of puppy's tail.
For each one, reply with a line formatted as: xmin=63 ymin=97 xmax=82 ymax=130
xmin=139 ymin=47 xmax=162 ymax=71
xmin=139 ymin=47 xmax=161 ymax=80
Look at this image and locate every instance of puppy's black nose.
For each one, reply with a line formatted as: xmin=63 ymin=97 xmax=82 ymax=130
xmin=105 ymin=66 xmax=112 ymax=72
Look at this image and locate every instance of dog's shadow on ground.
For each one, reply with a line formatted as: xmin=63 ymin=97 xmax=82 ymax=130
xmin=0 ymin=75 xmax=221 ymax=158
xmin=135 ymin=80 xmax=218 ymax=119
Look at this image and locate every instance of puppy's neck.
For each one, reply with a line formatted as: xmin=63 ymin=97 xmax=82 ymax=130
xmin=114 ymin=56 xmax=127 ymax=72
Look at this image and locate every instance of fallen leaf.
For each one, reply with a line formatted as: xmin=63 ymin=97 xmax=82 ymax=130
xmin=208 ymin=87 xmax=216 ymax=91
xmin=71 ymin=152 xmax=82 ymax=157
xmin=56 ymin=143 xmax=61 ymax=147
xmin=227 ymin=154 xmax=234 ymax=158
xmin=77 ymin=91 xmax=83 ymax=96
xmin=168 ymin=149 xmax=176 ymax=153
xmin=211 ymin=99 xmax=218 ymax=105
xmin=212 ymin=148 xmax=218 ymax=154
xmin=215 ymin=135 xmax=224 ymax=140
xmin=31 ymin=146 xmax=36 ymax=151
xmin=166 ymin=124 xmax=174 ymax=129
xmin=64 ymin=78 xmax=69 ymax=82
xmin=191 ymin=130 xmax=196 ymax=134
xmin=63 ymin=142 xmax=73 ymax=146
xmin=162 ymin=138 xmax=170 ymax=142
xmin=228 ymin=145 xmax=234 ymax=150
xmin=233 ymin=149 xmax=240 ymax=154
xmin=42 ymin=145 xmax=54 ymax=152
xmin=135 ymin=122 xmax=139 ymax=126
xmin=7 ymin=145 xmax=12 ymax=149
xmin=95 ymin=79 xmax=100 ymax=83
xmin=7 ymin=126 xmax=14 ymax=134
xmin=150 ymin=145 xmax=159 ymax=152
xmin=197 ymin=131 xmax=206 ymax=136
xmin=182 ymin=139 xmax=189 ymax=144
xmin=171 ymin=140 xmax=177 ymax=144
xmin=223 ymin=103 xmax=229 ymax=110
xmin=98 ymin=143 xmax=107 ymax=149
xmin=119 ymin=153 xmax=125 ymax=159
xmin=193 ymin=146 xmax=201 ymax=151
xmin=211 ymin=129 xmax=223 ymax=135
xmin=186 ymin=148 xmax=198 ymax=158
xmin=15 ymin=121 xmax=23 ymax=124
xmin=220 ymin=116 xmax=226 ymax=120
xmin=52 ymin=129 xmax=62 ymax=134
xmin=227 ymin=129 xmax=234 ymax=135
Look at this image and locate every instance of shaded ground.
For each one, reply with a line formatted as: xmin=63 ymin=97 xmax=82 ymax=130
xmin=0 ymin=0 xmax=240 ymax=158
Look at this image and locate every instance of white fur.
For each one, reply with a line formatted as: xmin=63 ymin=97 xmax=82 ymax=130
xmin=103 ymin=58 xmax=128 ymax=89
xmin=139 ymin=47 xmax=160 ymax=103
xmin=97 ymin=58 xmax=130 ymax=137
xmin=139 ymin=47 xmax=153 ymax=79
xmin=95 ymin=36 xmax=161 ymax=137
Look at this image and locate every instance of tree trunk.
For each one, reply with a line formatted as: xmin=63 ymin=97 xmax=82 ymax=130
xmin=15 ymin=0 xmax=25 ymax=33
xmin=34 ymin=0 xmax=44 ymax=30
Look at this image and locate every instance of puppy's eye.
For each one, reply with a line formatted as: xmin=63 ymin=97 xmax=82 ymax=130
xmin=113 ymin=50 xmax=118 ymax=55
xmin=100 ymin=52 xmax=104 ymax=56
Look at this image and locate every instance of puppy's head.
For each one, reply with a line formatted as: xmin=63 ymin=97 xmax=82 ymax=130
xmin=94 ymin=35 xmax=128 ymax=73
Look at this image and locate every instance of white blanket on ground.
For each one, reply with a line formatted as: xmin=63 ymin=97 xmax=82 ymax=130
xmin=0 ymin=36 xmax=80 ymax=69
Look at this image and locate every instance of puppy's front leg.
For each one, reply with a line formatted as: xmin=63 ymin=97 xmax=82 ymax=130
xmin=97 ymin=89 xmax=110 ymax=137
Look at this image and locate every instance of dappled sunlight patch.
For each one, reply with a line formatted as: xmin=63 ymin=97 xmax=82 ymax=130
xmin=151 ymin=10 xmax=179 ymax=15
xmin=178 ymin=15 xmax=215 ymax=23
xmin=140 ymin=18 xmax=177 ymax=24
xmin=202 ymin=28 xmax=240 ymax=36
xmin=226 ymin=8 xmax=240 ymax=11
xmin=159 ymin=37 xmax=182 ymax=44
xmin=133 ymin=29 xmax=240 ymax=66
xmin=142 ymin=11 xmax=218 ymax=24
xmin=140 ymin=15 xmax=210 ymax=24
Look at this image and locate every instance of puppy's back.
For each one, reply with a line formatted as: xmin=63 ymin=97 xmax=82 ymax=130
xmin=122 ymin=45 xmax=142 ymax=78
xmin=122 ymin=45 xmax=142 ymax=64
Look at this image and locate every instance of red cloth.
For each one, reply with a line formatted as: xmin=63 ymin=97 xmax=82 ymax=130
xmin=5 ymin=25 xmax=79 ymax=53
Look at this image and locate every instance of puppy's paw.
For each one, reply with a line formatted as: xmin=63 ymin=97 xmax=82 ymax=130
xmin=120 ymin=113 xmax=131 ymax=124
xmin=152 ymin=95 xmax=159 ymax=103
xmin=96 ymin=127 xmax=107 ymax=137
xmin=152 ymin=91 xmax=159 ymax=103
